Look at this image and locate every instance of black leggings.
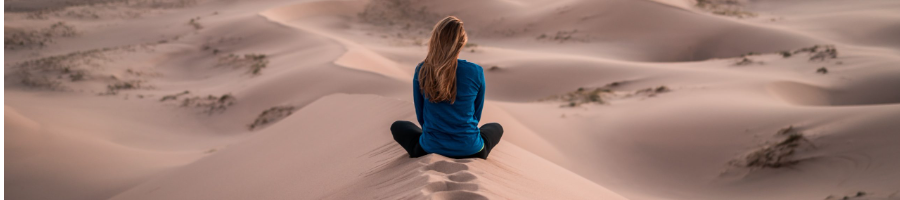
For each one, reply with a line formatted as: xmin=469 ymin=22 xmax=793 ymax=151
xmin=390 ymin=120 xmax=503 ymax=159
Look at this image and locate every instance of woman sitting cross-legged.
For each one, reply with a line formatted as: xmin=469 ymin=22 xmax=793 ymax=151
xmin=390 ymin=16 xmax=504 ymax=159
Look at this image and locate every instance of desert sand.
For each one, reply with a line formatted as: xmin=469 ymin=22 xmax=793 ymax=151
xmin=5 ymin=0 xmax=900 ymax=199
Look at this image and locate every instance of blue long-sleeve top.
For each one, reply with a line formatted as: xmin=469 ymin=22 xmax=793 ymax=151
xmin=414 ymin=59 xmax=486 ymax=157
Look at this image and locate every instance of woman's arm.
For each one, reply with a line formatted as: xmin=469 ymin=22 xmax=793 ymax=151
xmin=413 ymin=64 xmax=426 ymax=126
xmin=473 ymin=67 xmax=485 ymax=122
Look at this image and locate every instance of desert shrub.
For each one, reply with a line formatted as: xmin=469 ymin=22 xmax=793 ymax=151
xmin=188 ymin=17 xmax=202 ymax=29
xmin=742 ymin=126 xmax=814 ymax=168
xmin=784 ymin=45 xmax=838 ymax=61
xmin=8 ymin=48 xmax=104 ymax=90
xmin=735 ymin=57 xmax=753 ymax=66
xmin=536 ymin=29 xmax=588 ymax=43
xmin=245 ymin=54 xmax=268 ymax=74
xmin=606 ymin=81 xmax=624 ymax=87
xmin=179 ymin=93 xmax=236 ymax=115
xmin=5 ymin=22 xmax=77 ymax=49
xmin=809 ymin=46 xmax=837 ymax=61
xmin=103 ymin=80 xmax=144 ymax=95
xmin=696 ymin=0 xmax=757 ymax=18
xmin=542 ymin=87 xmax=610 ymax=107
xmin=217 ymin=53 xmax=269 ymax=75
xmin=26 ymin=9 xmax=54 ymax=19
xmin=19 ymin=72 xmax=63 ymax=89
xmin=487 ymin=66 xmax=501 ymax=71
xmin=358 ymin=0 xmax=442 ymax=30
xmin=542 ymin=84 xmax=670 ymax=107
xmin=248 ymin=106 xmax=297 ymax=130
xmin=160 ymin=90 xmax=190 ymax=101
xmin=638 ymin=86 xmax=669 ymax=94
xmin=779 ymin=51 xmax=792 ymax=58
xmin=793 ymin=45 xmax=820 ymax=54
xmin=633 ymin=86 xmax=670 ymax=98
xmin=130 ymin=0 xmax=198 ymax=9
xmin=9 ymin=45 xmax=153 ymax=92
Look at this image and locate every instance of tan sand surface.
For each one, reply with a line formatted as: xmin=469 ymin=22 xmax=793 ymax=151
xmin=5 ymin=0 xmax=900 ymax=199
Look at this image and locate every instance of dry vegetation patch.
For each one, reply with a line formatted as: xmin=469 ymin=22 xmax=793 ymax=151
xmin=541 ymin=83 xmax=671 ymax=107
xmin=216 ymin=53 xmax=269 ymax=75
xmin=103 ymin=80 xmax=147 ymax=95
xmin=781 ymin=45 xmax=838 ymax=61
xmin=358 ymin=0 xmax=441 ymax=31
xmin=188 ymin=16 xmax=203 ymax=30
xmin=824 ymin=191 xmax=870 ymax=200
xmin=248 ymin=106 xmax=298 ymax=130
xmin=732 ymin=45 xmax=839 ymax=67
xmin=464 ymin=43 xmax=480 ymax=53
xmin=357 ymin=0 xmax=444 ymax=45
xmin=173 ymin=93 xmax=237 ymax=115
xmin=803 ymin=45 xmax=838 ymax=61
xmin=536 ymin=29 xmax=590 ymax=43
xmin=9 ymin=47 xmax=107 ymax=90
xmin=7 ymin=0 xmax=198 ymax=12
xmin=128 ymin=0 xmax=197 ymax=9
xmin=10 ymin=0 xmax=199 ymax=23
xmin=5 ymin=22 xmax=77 ymax=50
xmin=738 ymin=126 xmax=816 ymax=169
xmin=696 ymin=0 xmax=757 ymax=18
xmin=487 ymin=65 xmax=501 ymax=72
xmin=7 ymin=45 xmax=157 ymax=92
xmin=636 ymin=86 xmax=670 ymax=97
xmin=542 ymin=87 xmax=610 ymax=107
xmin=160 ymin=90 xmax=191 ymax=101
xmin=734 ymin=57 xmax=755 ymax=66
xmin=199 ymin=36 xmax=245 ymax=55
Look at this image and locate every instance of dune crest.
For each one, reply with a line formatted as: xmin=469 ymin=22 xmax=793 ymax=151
xmin=259 ymin=1 xmax=411 ymax=80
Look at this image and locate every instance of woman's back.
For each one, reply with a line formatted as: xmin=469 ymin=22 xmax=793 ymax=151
xmin=414 ymin=59 xmax=485 ymax=157
xmin=390 ymin=16 xmax=503 ymax=160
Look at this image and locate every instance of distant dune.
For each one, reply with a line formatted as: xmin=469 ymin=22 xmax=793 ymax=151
xmin=5 ymin=0 xmax=900 ymax=199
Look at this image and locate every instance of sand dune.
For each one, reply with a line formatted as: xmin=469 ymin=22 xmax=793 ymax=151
xmin=5 ymin=0 xmax=900 ymax=199
xmin=109 ymin=94 xmax=628 ymax=200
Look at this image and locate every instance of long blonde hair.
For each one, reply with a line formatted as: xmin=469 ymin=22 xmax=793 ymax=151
xmin=419 ymin=16 xmax=467 ymax=103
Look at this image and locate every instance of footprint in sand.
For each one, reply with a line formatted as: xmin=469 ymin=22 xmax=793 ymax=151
xmin=423 ymin=160 xmax=469 ymax=174
xmin=419 ymin=159 xmax=488 ymax=200
xmin=430 ymin=191 xmax=489 ymax=200
xmin=422 ymin=181 xmax=478 ymax=193
xmin=447 ymin=171 xmax=477 ymax=182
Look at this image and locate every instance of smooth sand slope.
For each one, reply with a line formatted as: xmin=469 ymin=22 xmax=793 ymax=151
xmin=109 ymin=94 xmax=628 ymax=200
xmin=5 ymin=0 xmax=900 ymax=199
